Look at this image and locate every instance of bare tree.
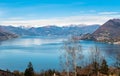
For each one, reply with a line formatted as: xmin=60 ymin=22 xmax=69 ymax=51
xmin=60 ymin=36 xmax=83 ymax=76
xmin=89 ymin=46 xmax=104 ymax=76
xmin=114 ymin=52 xmax=120 ymax=76
xmin=114 ymin=53 xmax=120 ymax=69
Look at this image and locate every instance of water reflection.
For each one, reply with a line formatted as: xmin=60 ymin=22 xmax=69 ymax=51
xmin=0 ymin=41 xmax=1 ymax=45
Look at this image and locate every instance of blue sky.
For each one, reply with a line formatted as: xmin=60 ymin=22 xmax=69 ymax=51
xmin=0 ymin=0 xmax=120 ymax=26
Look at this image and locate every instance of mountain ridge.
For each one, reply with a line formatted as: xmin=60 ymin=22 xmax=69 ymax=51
xmin=81 ymin=19 xmax=120 ymax=44
xmin=0 ymin=27 xmax=18 ymax=41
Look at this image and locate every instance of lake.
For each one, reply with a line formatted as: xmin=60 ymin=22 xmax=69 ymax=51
xmin=0 ymin=36 xmax=119 ymax=72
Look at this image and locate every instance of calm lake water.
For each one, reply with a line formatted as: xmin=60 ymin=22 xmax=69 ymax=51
xmin=0 ymin=36 xmax=120 ymax=72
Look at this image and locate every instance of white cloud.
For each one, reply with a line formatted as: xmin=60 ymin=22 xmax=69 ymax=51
xmin=0 ymin=14 xmax=120 ymax=27
xmin=89 ymin=10 xmax=96 ymax=13
xmin=98 ymin=12 xmax=120 ymax=15
xmin=8 ymin=17 xmax=24 ymax=20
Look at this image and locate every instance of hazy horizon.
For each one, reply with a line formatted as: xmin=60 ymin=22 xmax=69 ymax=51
xmin=0 ymin=23 xmax=101 ymax=28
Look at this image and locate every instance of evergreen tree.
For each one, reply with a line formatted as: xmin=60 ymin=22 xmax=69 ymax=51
xmin=92 ymin=61 xmax=99 ymax=75
xmin=24 ymin=62 xmax=34 ymax=76
xmin=90 ymin=46 xmax=103 ymax=76
xmin=114 ymin=53 xmax=120 ymax=69
xmin=100 ymin=59 xmax=109 ymax=75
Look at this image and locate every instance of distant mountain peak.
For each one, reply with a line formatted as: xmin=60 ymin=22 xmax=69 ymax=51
xmin=104 ymin=19 xmax=120 ymax=26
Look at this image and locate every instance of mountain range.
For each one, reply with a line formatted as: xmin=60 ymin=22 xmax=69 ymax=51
xmin=0 ymin=25 xmax=99 ymax=37
xmin=1 ymin=18 xmax=120 ymax=43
